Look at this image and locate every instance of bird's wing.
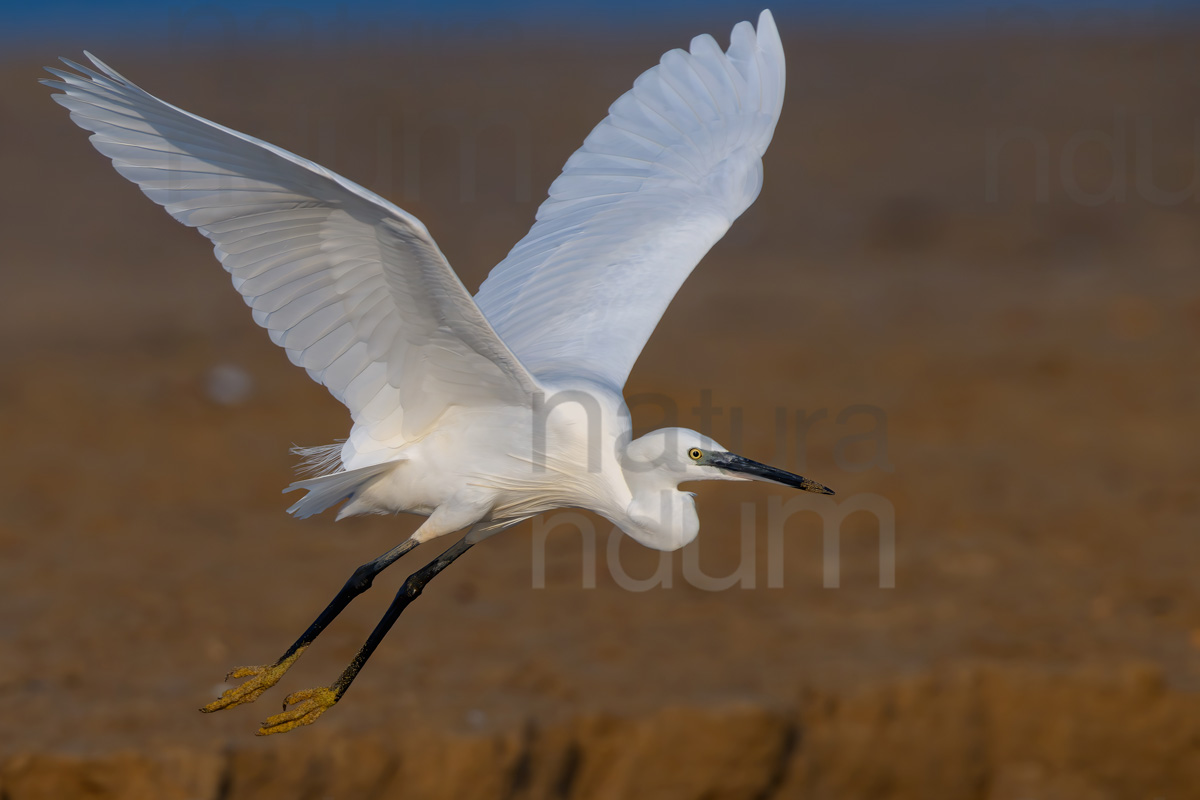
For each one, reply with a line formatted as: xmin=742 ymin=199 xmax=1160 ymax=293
xmin=474 ymin=10 xmax=785 ymax=391
xmin=44 ymin=54 xmax=540 ymax=455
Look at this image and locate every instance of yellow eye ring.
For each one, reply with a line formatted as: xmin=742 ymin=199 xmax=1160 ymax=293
xmin=688 ymin=448 xmax=703 ymax=461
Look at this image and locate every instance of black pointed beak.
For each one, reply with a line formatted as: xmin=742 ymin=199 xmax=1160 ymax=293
xmin=709 ymin=452 xmax=835 ymax=495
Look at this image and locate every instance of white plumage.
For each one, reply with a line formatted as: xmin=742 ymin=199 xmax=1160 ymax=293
xmin=477 ymin=13 xmax=785 ymax=390
xmin=46 ymin=10 xmax=832 ymax=735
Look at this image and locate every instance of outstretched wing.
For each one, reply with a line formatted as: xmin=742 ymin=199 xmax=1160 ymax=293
xmin=474 ymin=10 xmax=785 ymax=391
xmin=44 ymin=54 xmax=539 ymax=464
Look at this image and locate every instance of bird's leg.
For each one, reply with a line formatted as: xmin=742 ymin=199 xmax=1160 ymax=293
xmin=257 ymin=533 xmax=477 ymax=736
xmin=200 ymin=536 xmax=421 ymax=714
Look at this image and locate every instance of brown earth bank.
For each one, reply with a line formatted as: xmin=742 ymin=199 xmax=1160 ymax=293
xmin=3 ymin=666 xmax=1197 ymax=800
xmin=2 ymin=24 xmax=1199 ymax=800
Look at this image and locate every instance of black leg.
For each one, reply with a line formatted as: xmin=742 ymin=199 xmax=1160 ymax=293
xmin=257 ymin=534 xmax=477 ymax=735
xmin=200 ymin=536 xmax=422 ymax=714
xmin=332 ymin=535 xmax=475 ymax=697
xmin=282 ymin=537 xmax=423 ymax=662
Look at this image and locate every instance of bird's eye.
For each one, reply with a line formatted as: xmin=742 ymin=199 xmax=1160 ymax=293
xmin=688 ymin=448 xmax=703 ymax=461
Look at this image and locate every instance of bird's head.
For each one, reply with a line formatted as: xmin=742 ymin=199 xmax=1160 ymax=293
xmin=622 ymin=427 xmax=834 ymax=494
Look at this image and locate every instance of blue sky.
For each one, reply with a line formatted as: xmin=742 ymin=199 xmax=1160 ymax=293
xmin=4 ymin=0 xmax=1197 ymax=58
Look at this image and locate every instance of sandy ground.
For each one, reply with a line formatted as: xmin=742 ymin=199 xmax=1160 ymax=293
xmin=1 ymin=23 xmax=1199 ymax=799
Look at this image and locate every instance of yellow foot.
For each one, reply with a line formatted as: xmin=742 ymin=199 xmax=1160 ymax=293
xmin=199 ymin=648 xmax=306 ymax=713
xmin=257 ymin=686 xmax=340 ymax=736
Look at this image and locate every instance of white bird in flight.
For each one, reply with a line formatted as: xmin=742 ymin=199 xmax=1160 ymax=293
xmin=46 ymin=9 xmax=832 ymax=735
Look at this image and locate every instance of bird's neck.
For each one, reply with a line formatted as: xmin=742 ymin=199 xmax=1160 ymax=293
xmin=619 ymin=467 xmax=700 ymax=552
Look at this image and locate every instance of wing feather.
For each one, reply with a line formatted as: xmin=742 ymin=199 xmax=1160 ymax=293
xmin=475 ymin=11 xmax=785 ymax=391
xmin=45 ymin=54 xmax=540 ymax=466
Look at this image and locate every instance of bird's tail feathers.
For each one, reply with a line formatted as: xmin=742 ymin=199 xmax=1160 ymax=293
xmin=283 ymin=461 xmax=396 ymax=520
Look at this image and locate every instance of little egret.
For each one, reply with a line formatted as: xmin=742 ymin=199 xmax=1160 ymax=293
xmin=46 ymin=9 xmax=832 ymax=735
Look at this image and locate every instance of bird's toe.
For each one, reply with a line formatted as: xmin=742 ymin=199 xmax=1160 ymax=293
xmin=225 ymin=664 xmax=268 ymax=681
xmin=257 ymin=686 xmax=339 ymax=735
xmin=200 ymin=649 xmax=307 ymax=713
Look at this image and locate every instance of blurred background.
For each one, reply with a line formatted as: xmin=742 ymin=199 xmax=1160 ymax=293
xmin=2 ymin=1 xmax=1199 ymax=798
